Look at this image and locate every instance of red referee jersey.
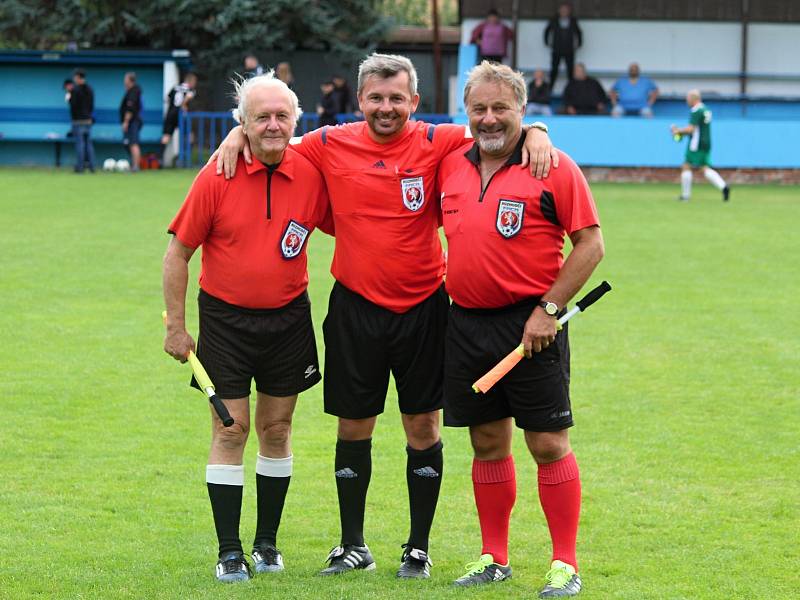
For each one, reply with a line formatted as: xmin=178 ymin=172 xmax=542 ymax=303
xmin=438 ymin=139 xmax=600 ymax=309
xmin=168 ymin=150 xmax=331 ymax=309
xmin=294 ymin=120 xmax=469 ymax=313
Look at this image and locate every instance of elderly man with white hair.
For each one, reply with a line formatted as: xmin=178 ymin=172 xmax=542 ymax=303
xmin=439 ymin=61 xmax=604 ymax=597
xmin=162 ymin=72 xmax=332 ymax=583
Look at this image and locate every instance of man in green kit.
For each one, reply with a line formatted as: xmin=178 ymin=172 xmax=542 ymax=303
xmin=671 ymin=89 xmax=730 ymax=202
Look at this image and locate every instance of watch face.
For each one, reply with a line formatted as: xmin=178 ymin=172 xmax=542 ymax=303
xmin=544 ymin=302 xmax=558 ymax=315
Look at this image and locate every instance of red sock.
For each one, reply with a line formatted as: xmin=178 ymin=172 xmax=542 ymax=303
xmin=537 ymin=452 xmax=581 ymax=571
xmin=472 ymin=455 xmax=516 ymax=565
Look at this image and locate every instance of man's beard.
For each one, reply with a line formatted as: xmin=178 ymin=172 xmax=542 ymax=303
xmin=477 ymin=130 xmax=506 ymax=153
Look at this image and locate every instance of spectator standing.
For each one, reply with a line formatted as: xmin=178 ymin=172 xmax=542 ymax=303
xmin=69 ymin=69 xmax=95 ymax=173
xmin=610 ymin=63 xmax=658 ymax=117
xmin=562 ymin=64 xmax=607 ymax=115
xmin=120 ymin=72 xmax=143 ymax=171
xmin=317 ymin=80 xmax=338 ymax=127
xmin=275 ymin=62 xmax=295 ymax=91
xmin=544 ymin=3 xmax=582 ymax=91
xmin=243 ymin=54 xmax=264 ymax=79
xmin=161 ymin=72 xmax=197 ymax=166
xmin=526 ymin=69 xmax=552 ymax=116
xmin=470 ymin=9 xmax=514 ymax=64
xmin=330 ymin=75 xmax=359 ymax=117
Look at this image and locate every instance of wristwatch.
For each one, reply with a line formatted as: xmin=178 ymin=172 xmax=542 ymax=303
xmin=539 ymin=300 xmax=559 ymax=316
xmin=531 ymin=121 xmax=549 ymax=133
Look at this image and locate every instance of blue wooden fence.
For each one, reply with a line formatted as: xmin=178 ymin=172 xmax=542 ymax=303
xmin=176 ymin=112 xmax=454 ymax=168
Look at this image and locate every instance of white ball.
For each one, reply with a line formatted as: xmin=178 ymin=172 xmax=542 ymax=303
xmin=115 ymin=159 xmax=130 ymax=172
xmin=103 ymin=158 xmax=117 ymax=171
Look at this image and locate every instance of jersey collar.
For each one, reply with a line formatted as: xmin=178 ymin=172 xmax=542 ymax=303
xmin=464 ymin=133 xmax=525 ymax=167
xmin=244 ymin=148 xmax=295 ymax=180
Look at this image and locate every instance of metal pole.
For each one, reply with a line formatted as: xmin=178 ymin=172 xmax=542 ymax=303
xmin=511 ymin=0 xmax=520 ymax=70
xmin=740 ymin=0 xmax=749 ymax=116
xmin=432 ymin=0 xmax=443 ymax=113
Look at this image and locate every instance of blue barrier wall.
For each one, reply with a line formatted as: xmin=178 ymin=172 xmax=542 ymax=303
xmin=451 ymin=115 xmax=800 ymax=168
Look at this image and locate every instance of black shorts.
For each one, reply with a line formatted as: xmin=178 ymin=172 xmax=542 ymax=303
xmin=162 ymin=108 xmax=179 ymax=136
xmin=123 ymin=118 xmax=141 ymax=146
xmin=444 ymin=299 xmax=572 ymax=432
xmin=192 ymin=289 xmax=321 ymax=399
xmin=322 ymin=282 xmax=448 ymax=419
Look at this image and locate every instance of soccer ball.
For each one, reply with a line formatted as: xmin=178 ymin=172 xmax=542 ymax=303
xmin=103 ymin=158 xmax=116 ymax=171
xmin=115 ymin=159 xmax=131 ymax=172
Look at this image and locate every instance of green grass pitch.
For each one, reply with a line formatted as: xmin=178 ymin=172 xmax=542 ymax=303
xmin=1 ymin=167 xmax=797 ymax=599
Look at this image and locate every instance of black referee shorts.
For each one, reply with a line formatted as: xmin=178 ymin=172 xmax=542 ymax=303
xmin=162 ymin=108 xmax=179 ymax=136
xmin=322 ymin=282 xmax=448 ymax=419
xmin=192 ymin=289 xmax=321 ymax=399
xmin=444 ymin=299 xmax=572 ymax=432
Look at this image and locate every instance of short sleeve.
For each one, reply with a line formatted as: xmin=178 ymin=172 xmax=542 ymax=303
xmin=432 ymin=123 xmax=471 ymax=159
xmin=611 ymin=79 xmax=621 ymax=93
xmin=293 ymin=127 xmax=325 ymax=168
xmin=167 ymin=165 xmax=219 ymax=249
xmin=549 ymin=151 xmax=600 ymax=235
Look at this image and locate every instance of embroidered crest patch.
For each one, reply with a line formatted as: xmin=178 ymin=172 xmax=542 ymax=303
xmin=496 ymin=199 xmax=525 ymax=238
xmin=280 ymin=220 xmax=309 ymax=259
xmin=401 ymin=177 xmax=425 ymax=211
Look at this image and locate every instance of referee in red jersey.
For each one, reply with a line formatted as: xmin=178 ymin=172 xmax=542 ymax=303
xmin=439 ymin=62 xmax=604 ymax=597
xmin=213 ymin=53 xmax=557 ymax=579
xmin=163 ymin=73 xmax=331 ymax=583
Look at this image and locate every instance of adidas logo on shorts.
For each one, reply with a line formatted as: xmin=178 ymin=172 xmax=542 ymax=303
xmin=413 ymin=466 xmax=440 ymax=478
xmin=335 ymin=467 xmax=358 ymax=479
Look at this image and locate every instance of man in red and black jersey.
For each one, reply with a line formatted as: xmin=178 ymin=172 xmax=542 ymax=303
xmin=439 ymin=62 xmax=604 ymax=597
xmin=212 ymin=53 xmax=558 ymax=579
xmin=163 ymin=74 xmax=331 ymax=583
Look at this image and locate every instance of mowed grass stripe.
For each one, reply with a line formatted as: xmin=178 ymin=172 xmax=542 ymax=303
xmin=0 ymin=168 xmax=797 ymax=599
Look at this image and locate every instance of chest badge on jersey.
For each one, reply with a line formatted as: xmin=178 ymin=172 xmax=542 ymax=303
xmin=496 ymin=199 xmax=525 ymax=238
xmin=401 ymin=177 xmax=425 ymax=212
xmin=280 ymin=220 xmax=310 ymax=259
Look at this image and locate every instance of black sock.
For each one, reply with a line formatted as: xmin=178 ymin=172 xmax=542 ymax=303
xmin=406 ymin=440 xmax=444 ymax=552
xmin=253 ymin=454 xmax=292 ymax=548
xmin=207 ymin=481 xmax=244 ymax=558
xmin=335 ymin=438 xmax=372 ymax=546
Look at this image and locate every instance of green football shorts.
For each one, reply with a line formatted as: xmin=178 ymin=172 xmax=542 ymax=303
xmin=685 ymin=149 xmax=711 ymax=167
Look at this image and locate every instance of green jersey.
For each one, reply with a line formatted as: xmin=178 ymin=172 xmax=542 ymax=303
xmin=688 ymin=103 xmax=712 ymax=153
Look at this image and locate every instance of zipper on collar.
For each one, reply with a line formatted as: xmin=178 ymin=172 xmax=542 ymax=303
xmin=265 ymin=169 xmax=273 ymax=219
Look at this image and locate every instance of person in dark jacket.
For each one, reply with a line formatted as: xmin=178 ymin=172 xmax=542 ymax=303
xmin=69 ymin=69 xmax=95 ymax=173
xmin=563 ymin=63 xmax=607 ymax=115
xmin=330 ymin=75 xmax=360 ymax=119
xmin=544 ymin=3 xmax=582 ymax=91
xmin=317 ymin=80 xmax=338 ymax=127
xmin=526 ymin=69 xmax=552 ymax=116
xmin=120 ymin=72 xmax=143 ymax=171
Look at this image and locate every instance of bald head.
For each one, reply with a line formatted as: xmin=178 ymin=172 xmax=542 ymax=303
xmin=686 ymin=89 xmax=701 ymax=107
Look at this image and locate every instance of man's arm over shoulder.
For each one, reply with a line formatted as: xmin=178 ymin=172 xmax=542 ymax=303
xmin=432 ymin=123 xmax=473 ymax=158
xmin=293 ymin=126 xmax=328 ymax=168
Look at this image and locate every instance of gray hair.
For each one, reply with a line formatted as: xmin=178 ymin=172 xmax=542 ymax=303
xmin=463 ymin=61 xmax=527 ymax=110
xmin=357 ymin=53 xmax=418 ymax=98
xmin=232 ymin=71 xmax=303 ymax=125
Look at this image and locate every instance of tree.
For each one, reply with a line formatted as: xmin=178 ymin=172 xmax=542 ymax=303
xmin=0 ymin=0 xmax=391 ymax=74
